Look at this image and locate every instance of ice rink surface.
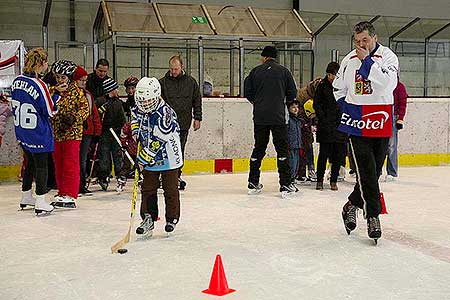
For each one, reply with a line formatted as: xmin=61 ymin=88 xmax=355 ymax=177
xmin=1 ymin=166 xmax=450 ymax=300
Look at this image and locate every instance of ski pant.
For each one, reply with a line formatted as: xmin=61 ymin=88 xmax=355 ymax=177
xmin=386 ymin=116 xmax=399 ymax=177
xmin=316 ymin=142 xmax=347 ymax=183
xmin=140 ymin=169 xmax=180 ymax=223
xmin=348 ymin=136 xmax=389 ymax=218
xmin=288 ymin=148 xmax=300 ymax=182
xmin=97 ymin=134 xmax=123 ymax=181
xmin=248 ymin=124 xmax=291 ymax=187
xmin=22 ymin=149 xmax=49 ymax=196
xmin=54 ymin=140 xmax=81 ymax=199
xmin=79 ymin=135 xmax=92 ymax=190
xmin=178 ymin=129 xmax=189 ymax=178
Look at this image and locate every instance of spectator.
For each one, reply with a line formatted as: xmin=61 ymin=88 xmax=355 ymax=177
xmin=385 ymin=79 xmax=407 ymax=181
xmin=74 ymin=66 xmax=102 ymax=195
xmin=244 ymin=45 xmax=298 ymax=198
xmin=86 ymin=59 xmax=109 ymax=100
xmin=313 ymin=62 xmax=348 ymax=191
xmin=123 ymin=75 xmax=139 ymax=120
xmin=96 ymin=78 xmax=126 ymax=191
xmin=11 ymin=48 xmax=56 ymax=214
xmin=159 ymin=55 xmax=202 ymax=190
xmin=0 ymin=89 xmax=12 ymax=147
xmin=50 ymin=60 xmax=89 ymax=208
xmin=287 ymin=100 xmax=302 ymax=184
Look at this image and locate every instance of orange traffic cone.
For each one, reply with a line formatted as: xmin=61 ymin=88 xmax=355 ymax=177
xmin=380 ymin=192 xmax=388 ymax=214
xmin=202 ymin=255 xmax=236 ymax=296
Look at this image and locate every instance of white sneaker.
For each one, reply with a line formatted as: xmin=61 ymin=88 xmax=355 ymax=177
xmin=20 ymin=190 xmax=36 ymax=209
xmin=35 ymin=195 xmax=54 ymax=214
xmin=385 ymin=175 xmax=397 ymax=182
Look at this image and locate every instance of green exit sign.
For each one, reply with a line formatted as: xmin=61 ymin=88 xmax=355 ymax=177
xmin=192 ymin=16 xmax=208 ymax=24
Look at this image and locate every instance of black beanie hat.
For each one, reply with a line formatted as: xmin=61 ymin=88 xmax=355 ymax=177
xmin=261 ymin=46 xmax=277 ymax=58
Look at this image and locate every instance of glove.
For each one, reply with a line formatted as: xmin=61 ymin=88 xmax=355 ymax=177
xmin=98 ymin=103 xmax=108 ymax=114
xmin=60 ymin=114 xmax=76 ymax=132
xmin=395 ymin=120 xmax=404 ymax=130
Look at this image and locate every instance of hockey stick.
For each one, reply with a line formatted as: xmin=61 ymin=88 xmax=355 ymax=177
xmin=109 ymin=127 xmax=135 ymax=166
xmin=110 ymin=163 xmax=140 ymax=253
xmin=109 ymin=128 xmax=143 ymax=180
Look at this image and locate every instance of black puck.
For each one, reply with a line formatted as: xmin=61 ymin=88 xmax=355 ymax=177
xmin=118 ymin=248 xmax=128 ymax=254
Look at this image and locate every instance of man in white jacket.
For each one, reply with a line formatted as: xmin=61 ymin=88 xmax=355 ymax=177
xmin=333 ymin=21 xmax=399 ymax=244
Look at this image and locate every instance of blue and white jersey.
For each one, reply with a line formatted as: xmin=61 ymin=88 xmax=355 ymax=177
xmin=131 ymin=100 xmax=183 ymax=171
xmin=11 ymin=74 xmax=58 ymax=152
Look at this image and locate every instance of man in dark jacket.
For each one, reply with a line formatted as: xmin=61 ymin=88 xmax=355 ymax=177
xmin=86 ymin=59 xmax=110 ymax=101
xmin=96 ymin=78 xmax=126 ymax=191
xmin=244 ymin=46 xmax=298 ymax=197
xmin=159 ymin=55 xmax=202 ymax=190
xmin=313 ymin=62 xmax=348 ymax=191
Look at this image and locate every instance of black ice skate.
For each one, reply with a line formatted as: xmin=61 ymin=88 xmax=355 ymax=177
xmin=99 ymin=179 xmax=109 ymax=191
xmin=280 ymin=183 xmax=298 ymax=199
xmin=247 ymin=182 xmax=263 ymax=195
xmin=342 ymin=201 xmax=357 ymax=235
xmin=165 ymin=219 xmax=178 ymax=233
xmin=136 ymin=214 xmax=154 ymax=235
xmin=50 ymin=195 xmax=77 ymax=209
xmin=367 ymin=216 xmax=382 ymax=245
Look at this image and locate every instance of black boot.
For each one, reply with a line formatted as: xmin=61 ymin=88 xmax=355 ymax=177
xmin=342 ymin=201 xmax=357 ymax=235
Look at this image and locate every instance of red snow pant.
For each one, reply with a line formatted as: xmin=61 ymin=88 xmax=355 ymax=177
xmin=54 ymin=140 xmax=81 ymax=199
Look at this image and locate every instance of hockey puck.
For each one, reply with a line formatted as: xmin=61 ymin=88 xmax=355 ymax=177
xmin=117 ymin=248 xmax=128 ymax=254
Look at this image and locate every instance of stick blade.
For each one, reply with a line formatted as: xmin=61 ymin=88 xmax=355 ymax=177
xmin=111 ymin=230 xmax=131 ymax=253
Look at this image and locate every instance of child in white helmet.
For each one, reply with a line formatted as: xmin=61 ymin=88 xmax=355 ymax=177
xmin=132 ymin=77 xmax=183 ymax=235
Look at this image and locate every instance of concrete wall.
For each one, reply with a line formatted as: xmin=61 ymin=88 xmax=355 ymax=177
xmin=1 ymin=97 xmax=448 ymax=169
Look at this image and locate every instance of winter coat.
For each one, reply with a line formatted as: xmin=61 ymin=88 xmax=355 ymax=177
xmin=244 ymin=59 xmax=297 ymax=125
xmin=86 ymin=72 xmax=109 ymax=100
xmin=96 ymin=95 xmax=126 ymax=138
xmin=0 ymin=100 xmax=12 ymax=137
xmin=120 ymin=121 xmax=137 ymax=156
xmin=82 ymin=90 xmax=102 ymax=136
xmin=313 ymin=76 xmax=348 ymax=144
xmin=159 ymin=71 xmax=202 ymax=131
xmin=298 ymin=110 xmax=314 ymax=147
xmin=297 ymin=77 xmax=322 ymax=104
xmin=394 ymin=81 xmax=408 ymax=121
xmin=288 ymin=113 xmax=302 ymax=149
xmin=50 ymin=81 xmax=89 ymax=142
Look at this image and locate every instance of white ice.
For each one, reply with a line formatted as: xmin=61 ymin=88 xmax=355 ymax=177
xmin=1 ymin=166 xmax=450 ymax=300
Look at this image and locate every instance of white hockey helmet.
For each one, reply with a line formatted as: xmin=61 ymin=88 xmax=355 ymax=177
xmin=134 ymin=77 xmax=161 ymax=113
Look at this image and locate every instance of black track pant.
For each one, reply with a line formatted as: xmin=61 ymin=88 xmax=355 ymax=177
xmin=348 ymin=136 xmax=389 ymax=218
xmin=248 ymin=124 xmax=291 ymax=187
xmin=316 ymin=142 xmax=347 ymax=183
xmin=22 ymin=149 xmax=49 ymax=195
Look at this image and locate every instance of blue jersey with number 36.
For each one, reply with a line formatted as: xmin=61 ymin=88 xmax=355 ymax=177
xmin=11 ymin=74 xmax=58 ymax=153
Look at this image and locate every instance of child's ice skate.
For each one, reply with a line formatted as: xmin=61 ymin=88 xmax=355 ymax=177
xmin=136 ymin=214 xmax=154 ymax=236
xmin=51 ymin=195 xmax=77 ymax=209
xmin=20 ymin=190 xmax=36 ymax=210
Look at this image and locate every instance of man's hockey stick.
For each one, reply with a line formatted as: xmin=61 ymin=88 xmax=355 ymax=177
xmin=111 ymin=152 xmax=140 ymax=254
